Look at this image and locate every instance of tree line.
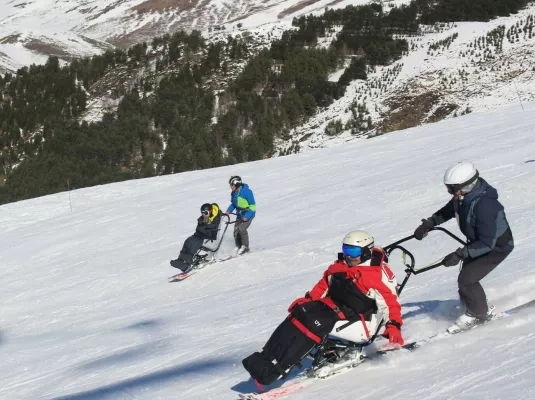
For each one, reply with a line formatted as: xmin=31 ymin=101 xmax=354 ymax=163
xmin=0 ymin=0 xmax=529 ymax=204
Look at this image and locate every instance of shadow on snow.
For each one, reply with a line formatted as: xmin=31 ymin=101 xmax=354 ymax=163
xmin=53 ymin=356 xmax=234 ymax=400
xmin=402 ymin=299 xmax=460 ymax=320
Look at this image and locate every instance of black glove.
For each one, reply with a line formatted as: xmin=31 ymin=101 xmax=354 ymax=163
xmin=442 ymin=248 xmax=463 ymax=267
xmin=414 ymin=218 xmax=435 ymax=240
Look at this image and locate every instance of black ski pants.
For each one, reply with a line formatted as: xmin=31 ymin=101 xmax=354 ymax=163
xmin=178 ymin=234 xmax=204 ymax=264
xmin=458 ymin=250 xmax=511 ymax=319
xmin=242 ymin=301 xmax=339 ymax=385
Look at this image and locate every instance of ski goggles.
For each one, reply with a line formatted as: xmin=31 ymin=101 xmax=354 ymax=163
xmin=445 ymin=184 xmax=459 ymax=195
xmin=201 ymin=210 xmax=210 ymax=216
xmin=342 ymin=244 xmax=362 ymax=258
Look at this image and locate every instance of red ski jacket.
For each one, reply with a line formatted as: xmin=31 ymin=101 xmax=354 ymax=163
xmin=308 ymin=248 xmax=403 ymax=326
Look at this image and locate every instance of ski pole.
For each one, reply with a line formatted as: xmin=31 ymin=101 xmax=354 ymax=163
xmin=66 ymin=179 xmax=72 ymax=211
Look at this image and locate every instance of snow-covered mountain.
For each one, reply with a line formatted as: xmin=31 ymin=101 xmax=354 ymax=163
xmin=277 ymin=3 xmax=535 ymax=152
xmin=2 ymin=0 xmax=535 ymax=154
xmin=0 ymin=0 xmax=376 ymax=73
xmin=2 ymin=102 xmax=535 ymax=399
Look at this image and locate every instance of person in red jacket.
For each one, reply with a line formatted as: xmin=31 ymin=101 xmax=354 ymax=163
xmin=242 ymin=230 xmax=404 ymax=386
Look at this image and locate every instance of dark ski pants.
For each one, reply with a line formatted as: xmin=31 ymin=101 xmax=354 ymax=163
xmin=458 ymin=250 xmax=511 ymax=319
xmin=242 ymin=301 xmax=339 ymax=385
xmin=178 ymin=234 xmax=204 ymax=264
xmin=234 ymin=217 xmax=253 ymax=248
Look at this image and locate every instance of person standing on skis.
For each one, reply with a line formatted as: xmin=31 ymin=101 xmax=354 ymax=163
xmin=242 ymin=230 xmax=404 ymax=386
xmin=224 ymin=176 xmax=256 ymax=255
xmin=413 ymin=162 xmax=514 ymax=333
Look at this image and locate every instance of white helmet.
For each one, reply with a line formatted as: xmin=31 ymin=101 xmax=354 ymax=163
xmin=443 ymin=162 xmax=479 ymax=194
xmin=342 ymin=230 xmax=374 ymax=262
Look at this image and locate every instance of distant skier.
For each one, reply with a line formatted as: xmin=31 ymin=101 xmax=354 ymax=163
xmin=170 ymin=203 xmax=221 ymax=272
xmin=242 ymin=230 xmax=404 ymax=386
xmin=224 ymin=176 xmax=256 ymax=255
xmin=413 ymin=162 xmax=514 ymax=333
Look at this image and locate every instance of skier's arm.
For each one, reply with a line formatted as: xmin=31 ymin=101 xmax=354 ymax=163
xmin=308 ymin=271 xmax=330 ymax=300
xmin=243 ymin=190 xmax=256 ymax=220
xmin=195 ymin=221 xmax=211 ymax=237
xmin=226 ymin=203 xmax=236 ymax=213
xmin=368 ymin=276 xmax=403 ymax=326
xmin=461 ymin=198 xmax=500 ymax=259
xmin=431 ymin=198 xmax=455 ymax=225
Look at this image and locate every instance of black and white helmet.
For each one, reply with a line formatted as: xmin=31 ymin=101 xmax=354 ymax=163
xmin=229 ymin=175 xmax=242 ymax=188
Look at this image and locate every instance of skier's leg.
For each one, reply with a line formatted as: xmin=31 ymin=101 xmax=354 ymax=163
xmin=458 ymin=251 xmax=511 ymax=319
xmin=178 ymin=235 xmax=204 ymax=264
xmin=242 ymin=318 xmax=317 ymax=385
xmin=291 ymin=300 xmax=339 ymax=336
xmin=237 ymin=218 xmax=253 ymax=249
xmin=233 ymin=219 xmax=242 ymax=248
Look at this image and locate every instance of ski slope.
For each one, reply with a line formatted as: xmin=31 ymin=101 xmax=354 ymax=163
xmin=2 ymin=102 xmax=535 ymax=400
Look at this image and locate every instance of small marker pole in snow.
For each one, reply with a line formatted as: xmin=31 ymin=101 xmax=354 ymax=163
xmin=67 ymin=179 xmax=72 ymax=211
xmin=513 ymin=81 xmax=524 ymax=111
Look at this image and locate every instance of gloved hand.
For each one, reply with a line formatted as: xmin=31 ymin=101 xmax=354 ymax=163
xmin=414 ymin=218 xmax=435 ymax=240
xmin=384 ymin=321 xmax=404 ymax=345
xmin=288 ymin=294 xmax=312 ymax=313
xmin=442 ymin=248 xmax=463 ymax=267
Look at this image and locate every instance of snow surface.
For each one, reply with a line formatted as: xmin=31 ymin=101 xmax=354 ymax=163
xmin=2 ymin=102 xmax=535 ymax=399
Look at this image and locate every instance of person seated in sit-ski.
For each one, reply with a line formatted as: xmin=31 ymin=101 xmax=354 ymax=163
xmin=242 ymin=230 xmax=404 ymax=386
xmin=170 ymin=203 xmax=221 ymax=272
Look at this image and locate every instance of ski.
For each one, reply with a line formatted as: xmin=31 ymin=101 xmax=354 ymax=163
xmin=375 ymin=341 xmax=418 ymax=354
xmin=167 ymin=255 xmax=234 ymax=282
xmin=416 ymin=299 xmax=535 ymax=345
xmin=237 ymin=381 xmax=305 ymax=400
xmin=237 ymin=342 xmax=416 ymax=400
xmin=168 ymin=259 xmax=213 ymax=282
xmin=168 ymin=271 xmax=197 ymax=282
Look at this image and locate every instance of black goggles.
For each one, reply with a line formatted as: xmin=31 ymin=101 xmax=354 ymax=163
xmin=445 ymin=171 xmax=479 ymax=195
xmin=445 ymin=184 xmax=459 ymax=195
xmin=201 ymin=210 xmax=210 ymax=215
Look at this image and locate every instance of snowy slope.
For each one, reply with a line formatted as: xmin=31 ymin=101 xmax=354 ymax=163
xmin=1 ymin=102 xmax=535 ymax=399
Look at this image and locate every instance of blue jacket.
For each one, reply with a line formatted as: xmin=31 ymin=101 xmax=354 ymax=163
xmin=226 ymin=183 xmax=256 ymax=220
xmin=432 ymin=179 xmax=514 ymax=259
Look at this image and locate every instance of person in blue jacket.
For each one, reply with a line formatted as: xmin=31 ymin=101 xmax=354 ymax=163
xmin=413 ymin=162 xmax=514 ymax=333
xmin=224 ymin=176 xmax=256 ymax=255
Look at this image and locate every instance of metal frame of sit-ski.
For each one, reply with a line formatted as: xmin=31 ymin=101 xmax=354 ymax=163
xmin=297 ymin=227 xmax=467 ymax=377
xmin=192 ymin=213 xmax=237 ymax=267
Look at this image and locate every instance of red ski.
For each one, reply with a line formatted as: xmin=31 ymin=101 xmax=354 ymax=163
xmin=237 ymin=381 xmax=305 ymax=400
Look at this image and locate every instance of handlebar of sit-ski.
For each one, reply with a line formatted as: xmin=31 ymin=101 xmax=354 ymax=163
xmin=413 ymin=227 xmax=467 ymax=272
xmin=384 ymin=227 xmax=466 ymax=252
xmin=386 ymin=227 xmax=467 ymax=296
xmin=223 ymin=212 xmax=240 ymax=225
